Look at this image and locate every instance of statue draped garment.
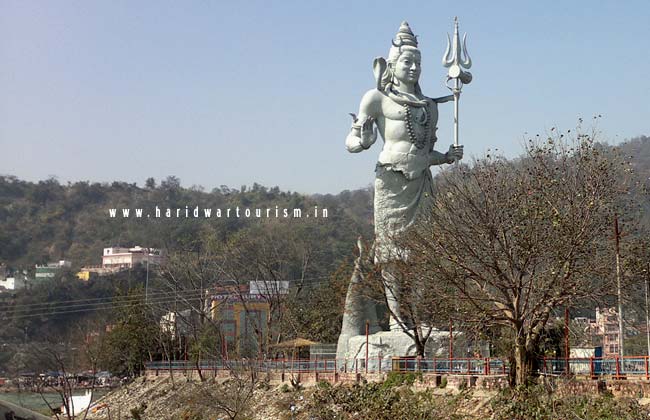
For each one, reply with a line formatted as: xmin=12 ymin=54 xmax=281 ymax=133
xmin=373 ymin=91 xmax=438 ymax=263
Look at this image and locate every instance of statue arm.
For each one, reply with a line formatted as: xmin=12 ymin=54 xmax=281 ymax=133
xmin=431 ymin=144 xmax=464 ymax=166
xmin=430 ymin=150 xmax=453 ymax=166
xmin=345 ymin=90 xmax=381 ymax=153
xmin=346 ymin=118 xmax=377 ymax=153
xmin=432 ymin=94 xmax=455 ymax=103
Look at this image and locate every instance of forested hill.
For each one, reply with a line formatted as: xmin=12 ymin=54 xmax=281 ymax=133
xmin=619 ymin=135 xmax=650 ymax=178
xmin=1 ymin=134 xmax=649 ymax=273
xmin=617 ymin=135 xmax=650 ymax=229
xmin=0 ymin=177 xmax=373 ymax=273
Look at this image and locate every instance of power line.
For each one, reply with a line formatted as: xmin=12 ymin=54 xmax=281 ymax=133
xmin=2 ymin=294 xmax=207 ymax=320
xmin=0 ymin=277 xmax=338 ymax=320
xmin=0 ymin=289 xmax=209 ymax=319
xmin=3 ymin=289 xmax=205 ymax=313
xmin=2 ymin=275 xmax=334 ymax=312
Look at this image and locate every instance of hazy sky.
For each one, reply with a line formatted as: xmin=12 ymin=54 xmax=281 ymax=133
xmin=1 ymin=1 xmax=649 ymax=194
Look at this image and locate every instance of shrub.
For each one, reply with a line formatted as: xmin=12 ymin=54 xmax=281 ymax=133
xmin=316 ymin=380 xmax=332 ymax=390
xmin=382 ymin=371 xmax=416 ymax=389
xmin=129 ymin=402 xmax=147 ymax=420
xmin=490 ymin=385 xmax=650 ymax=420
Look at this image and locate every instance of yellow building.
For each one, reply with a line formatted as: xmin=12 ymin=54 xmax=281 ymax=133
xmin=76 ymin=267 xmax=114 ymax=281
xmin=210 ymin=288 xmax=272 ymax=357
xmin=76 ymin=270 xmax=91 ymax=281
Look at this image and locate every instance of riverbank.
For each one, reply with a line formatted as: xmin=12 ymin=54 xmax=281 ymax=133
xmin=82 ymin=374 xmax=650 ymax=420
xmin=0 ymin=398 xmax=52 ymax=420
xmin=0 ymin=389 xmax=109 ymax=416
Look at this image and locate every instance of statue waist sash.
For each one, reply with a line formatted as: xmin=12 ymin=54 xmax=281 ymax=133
xmin=377 ymin=149 xmax=430 ymax=179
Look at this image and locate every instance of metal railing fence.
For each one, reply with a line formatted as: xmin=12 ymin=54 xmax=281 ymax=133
xmin=145 ymin=357 xmax=508 ymax=375
xmin=146 ymin=356 xmax=650 ymax=378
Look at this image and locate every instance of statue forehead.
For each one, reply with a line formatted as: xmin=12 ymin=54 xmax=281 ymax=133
xmin=397 ymin=49 xmax=421 ymax=59
xmin=389 ymin=47 xmax=421 ymax=65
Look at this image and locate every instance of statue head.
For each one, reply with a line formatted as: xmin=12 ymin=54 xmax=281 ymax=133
xmin=387 ymin=21 xmax=419 ymax=64
xmin=377 ymin=21 xmax=423 ymax=94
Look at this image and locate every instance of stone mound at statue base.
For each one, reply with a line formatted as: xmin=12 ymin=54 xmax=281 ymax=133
xmin=336 ymin=329 xmax=454 ymax=371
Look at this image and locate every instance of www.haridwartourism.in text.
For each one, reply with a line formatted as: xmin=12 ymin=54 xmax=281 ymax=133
xmin=108 ymin=206 xmax=328 ymax=219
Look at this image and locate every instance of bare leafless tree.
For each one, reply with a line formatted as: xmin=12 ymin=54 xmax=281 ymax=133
xmin=30 ymin=333 xmax=96 ymax=420
xmin=400 ymin=131 xmax=629 ymax=385
xmin=217 ymin=222 xmax=314 ymax=354
xmin=189 ymin=359 xmax=260 ymax=420
xmin=155 ymin=220 xmax=317 ymax=373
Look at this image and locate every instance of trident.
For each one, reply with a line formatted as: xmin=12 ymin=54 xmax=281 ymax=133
xmin=442 ymin=17 xmax=472 ymax=148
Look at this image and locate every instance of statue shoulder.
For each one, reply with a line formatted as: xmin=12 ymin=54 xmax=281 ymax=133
xmin=425 ymin=97 xmax=439 ymax=110
xmin=358 ymin=89 xmax=385 ymax=118
xmin=360 ymin=89 xmax=384 ymax=106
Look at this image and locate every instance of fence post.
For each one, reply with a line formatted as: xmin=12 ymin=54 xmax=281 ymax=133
xmin=646 ymin=356 xmax=649 ymax=380
xmin=615 ymin=356 xmax=621 ymax=378
xmin=484 ymin=358 xmax=489 ymax=376
xmin=378 ymin=356 xmax=381 ymax=374
xmin=355 ymin=358 xmax=358 ymax=374
xmin=590 ymin=357 xmax=594 ymax=378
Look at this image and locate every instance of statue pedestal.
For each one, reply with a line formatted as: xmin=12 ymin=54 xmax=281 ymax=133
xmin=336 ymin=329 xmax=453 ymax=372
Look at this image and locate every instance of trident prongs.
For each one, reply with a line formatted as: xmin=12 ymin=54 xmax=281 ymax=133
xmin=442 ymin=16 xmax=472 ymax=71
xmin=441 ymin=17 xmax=473 ymax=149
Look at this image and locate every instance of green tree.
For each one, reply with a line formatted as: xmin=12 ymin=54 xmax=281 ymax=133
xmin=145 ymin=177 xmax=156 ymax=190
xmin=99 ymin=287 xmax=160 ymax=377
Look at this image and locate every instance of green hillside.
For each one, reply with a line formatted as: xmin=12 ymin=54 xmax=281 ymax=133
xmin=0 ymin=176 xmax=373 ymax=273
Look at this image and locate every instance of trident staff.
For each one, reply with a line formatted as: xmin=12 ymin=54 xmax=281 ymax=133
xmin=442 ymin=17 xmax=472 ymax=149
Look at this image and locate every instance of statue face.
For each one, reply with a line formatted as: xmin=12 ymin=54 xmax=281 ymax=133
xmin=393 ymin=50 xmax=421 ymax=85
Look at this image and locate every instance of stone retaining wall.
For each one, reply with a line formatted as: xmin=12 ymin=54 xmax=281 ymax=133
xmin=0 ymin=398 xmax=52 ymax=420
xmin=145 ymin=367 xmax=650 ymax=397
xmin=145 ymin=368 xmax=508 ymax=390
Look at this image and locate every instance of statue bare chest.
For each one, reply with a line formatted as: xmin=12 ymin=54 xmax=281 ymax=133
xmin=378 ymin=97 xmax=439 ymax=149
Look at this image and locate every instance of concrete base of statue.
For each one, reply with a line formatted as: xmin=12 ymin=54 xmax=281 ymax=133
xmin=336 ymin=329 xmax=454 ymax=372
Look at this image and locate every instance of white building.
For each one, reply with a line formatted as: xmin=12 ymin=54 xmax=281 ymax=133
xmin=102 ymin=246 xmax=164 ymax=270
xmin=160 ymin=309 xmax=197 ymax=339
xmin=249 ymin=280 xmax=290 ymax=297
xmin=35 ymin=260 xmax=72 ymax=280
xmin=0 ymin=273 xmax=27 ymax=291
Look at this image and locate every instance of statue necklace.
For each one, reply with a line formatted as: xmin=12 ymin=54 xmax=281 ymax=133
xmin=403 ymin=104 xmax=430 ymax=150
xmin=385 ymin=85 xmax=432 ymax=150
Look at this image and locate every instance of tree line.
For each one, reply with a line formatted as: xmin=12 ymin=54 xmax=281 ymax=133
xmin=2 ymin=132 xmax=650 ymax=388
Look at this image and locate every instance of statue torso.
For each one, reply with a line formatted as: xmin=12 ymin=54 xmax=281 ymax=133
xmin=374 ymin=92 xmax=439 ymax=178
